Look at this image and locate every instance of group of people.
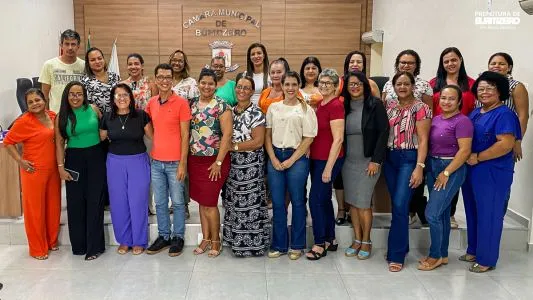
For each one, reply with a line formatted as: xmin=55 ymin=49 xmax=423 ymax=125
xmin=4 ymin=29 xmax=527 ymax=274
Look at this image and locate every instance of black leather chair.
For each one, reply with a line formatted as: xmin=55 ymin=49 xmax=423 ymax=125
xmin=369 ymin=76 xmax=390 ymax=94
xmin=16 ymin=78 xmax=33 ymax=113
xmin=32 ymin=77 xmax=41 ymax=90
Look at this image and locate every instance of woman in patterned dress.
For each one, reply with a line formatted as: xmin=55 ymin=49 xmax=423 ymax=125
xmin=81 ymin=47 xmax=120 ymax=113
xmin=222 ymin=74 xmax=271 ymax=257
xmin=188 ymin=68 xmax=233 ymax=258
xmin=122 ymin=53 xmax=158 ymax=110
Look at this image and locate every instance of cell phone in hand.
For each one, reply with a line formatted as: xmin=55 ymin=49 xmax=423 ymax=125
xmin=64 ymin=168 xmax=80 ymax=182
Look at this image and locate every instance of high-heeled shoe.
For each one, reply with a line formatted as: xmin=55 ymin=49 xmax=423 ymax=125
xmin=193 ymin=239 xmax=211 ymax=255
xmin=208 ymin=240 xmax=222 ymax=258
xmin=357 ymin=240 xmax=372 ymax=260
xmin=344 ymin=240 xmax=361 ymax=257
xmin=335 ymin=210 xmax=346 ymax=225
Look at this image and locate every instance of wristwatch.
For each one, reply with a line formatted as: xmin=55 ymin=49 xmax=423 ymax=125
xmin=443 ymin=170 xmax=450 ymax=177
xmin=234 ymin=143 xmax=239 ymax=151
xmin=216 ymin=160 xmax=222 ymax=166
xmin=416 ymin=162 xmax=425 ymax=169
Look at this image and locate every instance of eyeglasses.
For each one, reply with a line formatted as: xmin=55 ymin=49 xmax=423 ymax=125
xmin=114 ymin=93 xmax=129 ymax=99
xmin=318 ymin=81 xmax=334 ymax=87
xmin=348 ymin=82 xmax=363 ymax=88
xmin=211 ymin=64 xmax=225 ymax=70
xmin=399 ymin=61 xmax=416 ymax=66
xmin=156 ymin=76 xmax=173 ymax=82
xmin=236 ymin=85 xmax=253 ymax=91
xmin=68 ymin=92 xmax=83 ymax=98
xmin=477 ymin=86 xmax=497 ymax=93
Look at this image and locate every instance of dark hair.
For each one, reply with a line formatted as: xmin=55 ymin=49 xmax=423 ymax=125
xmin=127 ymin=53 xmax=144 ymax=65
xmin=471 ymin=71 xmax=509 ymax=102
xmin=168 ymin=49 xmax=190 ymax=78
xmin=434 ymin=47 xmax=470 ymax=92
xmin=154 ymin=63 xmax=174 ymax=77
xmin=343 ymin=51 xmax=367 ymax=75
xmin=299 ymin=56 xmax=322 ymax=88
xmin=24 ymin=88 xmax=46 ymax=104
xmin=60 ymin=29 xmax=81 ymax=44
xmin=342 ymin=71 xmax=371 ymax=116
xmin=246 ymin=43 xmax=269 ymax=91
xmin=281 ymin=71 xmax=307 ymax=112
xmin=110 ymin=83 xmax=138 ymax=119
xmin=211 ymin=56 xmax=226 ymax=65
xmin=488 ymin=52 xmax=514 ymax=74
xmin=58 ymin=81 xmax=89 ymax=139
xmin=439 ymin=84 xmax=464 ymax=110
xmin=392 ymin=71 xmax=416 ymax=85
xmin=236 ymin=73 xmax=256 ymax=91
xmin=85 ymin=47 xmax=107 ymax=77
xmin=394 ymin=49 xmax=421 ymax=76
xmin=198 ymin=68 xmax=218 ymax=84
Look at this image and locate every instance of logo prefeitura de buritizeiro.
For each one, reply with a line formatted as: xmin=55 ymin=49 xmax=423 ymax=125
xmin=474 ymin=0 xmax=521 ymax=29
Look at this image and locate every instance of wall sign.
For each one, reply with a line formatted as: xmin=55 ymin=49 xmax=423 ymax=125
xmin=183 ymin=8 xmax=261 ymax=37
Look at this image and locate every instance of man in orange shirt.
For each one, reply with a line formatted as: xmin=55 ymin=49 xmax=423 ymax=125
xmin=144 ymin=64 xmax=192 ymax=257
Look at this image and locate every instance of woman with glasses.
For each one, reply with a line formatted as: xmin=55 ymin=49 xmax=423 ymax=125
xmin=461 ymin=71 xmax=521 ymax=273
xmin=382 ymin=50 xmax=433 ymax=227
xmin=100 ymin=83 xmax=153 ymax=255
xmin=169 ymin=49 xmax=199 ymax=101
xmin=222 ymin=74 xmax=270 ymax=257
xmin=211 ymin=56 xmax=237 ymax=106
xmin=307 ymin=69 xmax=345 ymax=261
xmin=266 ymin=71 xmax=317 ymax=260
xmin=55 ymin=81 xmax=107 ymax=261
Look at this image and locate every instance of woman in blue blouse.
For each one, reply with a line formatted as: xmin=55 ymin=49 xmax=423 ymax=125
xmin=461 ymin=71 xmax=521 ymax=273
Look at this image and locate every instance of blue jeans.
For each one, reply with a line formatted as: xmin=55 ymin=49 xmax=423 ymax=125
xmin=151 ymin=159 xmax=185 ymax=239
xmin=383 ymin=149 xmax=417 ymax=264
xmin=267 ymin=147 xmax=309 ymax=252
xmin=425 ymin=157 xmax=466 ymax=259
xmin=309 ymin=158 xmax=344 ymax=244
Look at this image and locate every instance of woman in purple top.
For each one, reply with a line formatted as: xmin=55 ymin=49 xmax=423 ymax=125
xmin=417 ymin=85 xmax=473 ymax=271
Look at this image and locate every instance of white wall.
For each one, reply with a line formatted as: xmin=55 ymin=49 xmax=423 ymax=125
xmin=0 ymin=0 xmax=74 ymax=129
xmin=372 ymin=0 xmax=533 ymax=244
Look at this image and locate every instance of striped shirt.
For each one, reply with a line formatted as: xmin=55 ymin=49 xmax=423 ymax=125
xmin=387 ymin=99 xmax=432 ymax=149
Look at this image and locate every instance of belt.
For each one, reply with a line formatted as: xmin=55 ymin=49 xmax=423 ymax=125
xmin=431 ymin=155 xmax=455 ymax=160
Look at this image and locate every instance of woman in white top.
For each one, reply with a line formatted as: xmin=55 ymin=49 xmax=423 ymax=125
xmin=245 ymin=43 xmax=270 ymax=105
xmin=169 ymin=49 xmax=199 ymax=101
xmin=265 ymin=71 xmax=317 ymax=261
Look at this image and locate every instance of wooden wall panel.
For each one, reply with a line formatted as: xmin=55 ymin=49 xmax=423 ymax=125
xmin=158 ymin=3 xmax=183 ymax=56
xmin=284 ymin=4 xmax=361 ymax=55
xmin=259 ymin=3 xmax=285 ymax=54
xmin=283 ymin=55 xmax=346 ymax=77
xmin=84 ymin=4 xmax=159 ymax=55
xmin=181 ymin=5 xmax=262 ymax=56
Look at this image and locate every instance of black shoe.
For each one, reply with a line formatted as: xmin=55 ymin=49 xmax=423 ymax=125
xmin=169 ymin=237 xmax=185 ymax=257
xmin=146 ymin=236 xmax=171 ymax=255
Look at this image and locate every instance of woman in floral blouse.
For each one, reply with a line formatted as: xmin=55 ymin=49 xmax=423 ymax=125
xmin=188 ymin=68 xmax=233 ymax=258
xmin=81 ymin=47 xmax=120 ymax=113
xmin=169 ymin=49 xmax=199 ymax=101
xmin=222 ymin=74 xmax=270 ymax=257
xmin=122 ymin=53 xmax=158 ymax=110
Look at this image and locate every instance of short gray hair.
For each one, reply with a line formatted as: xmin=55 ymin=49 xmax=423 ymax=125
xmin=318 ymin=68 xmax=340 ymax=86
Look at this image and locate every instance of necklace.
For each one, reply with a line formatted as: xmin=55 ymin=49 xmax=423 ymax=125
xmin=118 ymin=115 xmax=129 ymax=130
xmin=236 ymin=102 xmax=252 ymax=114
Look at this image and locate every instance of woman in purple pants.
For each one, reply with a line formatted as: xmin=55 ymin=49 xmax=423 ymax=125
xmin=100 ymin=83 xmax=153 ymax=255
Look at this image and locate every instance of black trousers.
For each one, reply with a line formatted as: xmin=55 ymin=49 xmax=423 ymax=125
xmin=450 ymin=191 xmax=460 ymax=217
xmin=65 ymin=143 xmax=107 ymax=257
xmin=409 ymin=178 xmax=428 ymax=224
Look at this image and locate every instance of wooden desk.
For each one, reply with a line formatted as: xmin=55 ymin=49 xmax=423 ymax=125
xmin=0 ymin=143 xmax=22 ymax=217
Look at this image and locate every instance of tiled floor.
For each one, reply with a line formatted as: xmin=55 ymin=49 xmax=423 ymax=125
xmin=0 ymin=245 xmax=532 ymax=300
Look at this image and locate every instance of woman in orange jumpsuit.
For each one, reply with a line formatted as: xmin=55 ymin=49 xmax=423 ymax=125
xmin=3 ymin=88 xmax=61 ymax=260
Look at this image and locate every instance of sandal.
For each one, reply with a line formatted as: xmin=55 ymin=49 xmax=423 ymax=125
xmin=417 ymin=257 xmax=442 ymax=271
xmin=326 ymin=240 xmax=339 ymax=252
xmin=469 ymin=263 xmax=495 ymax=273
xmin=388 ymin=262 xmax=403 ymax=272
xmin=306 ymin=244 xmax=327 ymax=261
xmin=193 ymin=239 xmax=211 ymax=255
xmin=335 ymin=210 xmax=346 ymax=225
xmin=458 ymin=254 xmax=476 ymax=262
xmin=85 ymin=252 xmax=102 ymax=261
xmin=288 ymin=249 xmax=303 ymax=260
xmin=420 ymin=256 xmax=449 ymax=265
xmin=117 ymin=245 xmax=129 ymax=255
xmin=32 ymin=255 xmax=49 ymax=260
xmin=345 ymin=240 xmax=361 ymax=257
xmin=357 ymin=240 xmax=372 ymax=260
xmin=132 ymin=246 xmax=144 ymax=255
xmin=50 ymin=246 xmax=59 ymax=251
xmin=208 ymin=240 xmax=222 ymax=258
